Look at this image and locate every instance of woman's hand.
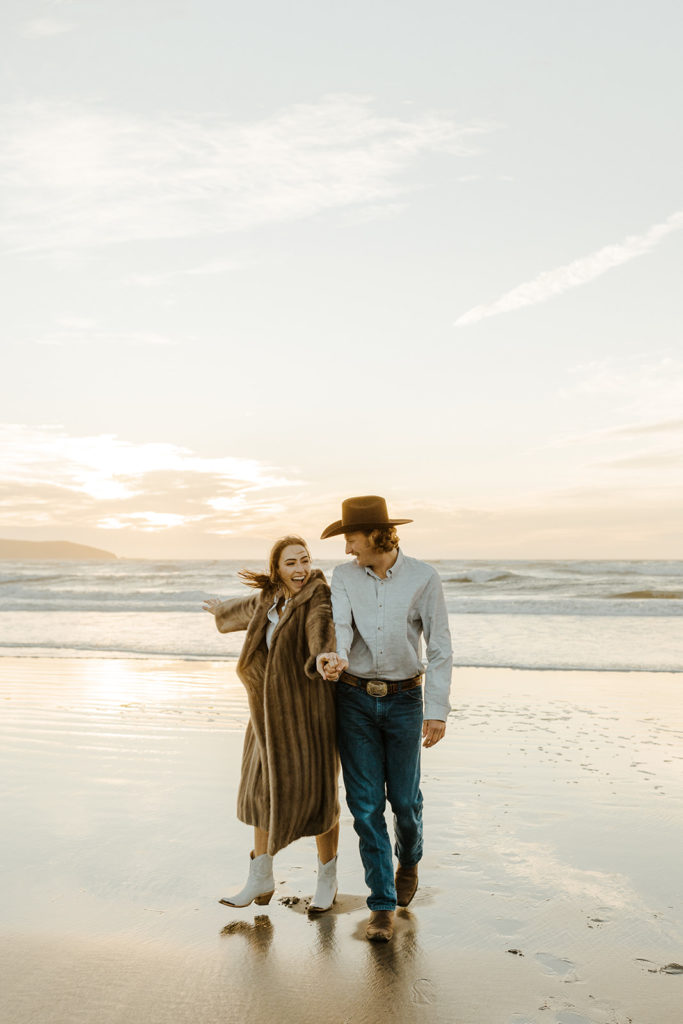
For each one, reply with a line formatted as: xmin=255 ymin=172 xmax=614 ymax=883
xmin=316 ymin=653 xmax=348 ymax=681
xmin=202 ymin=597 xmax=223 ymax=615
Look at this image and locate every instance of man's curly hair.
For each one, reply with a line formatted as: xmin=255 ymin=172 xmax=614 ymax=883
xmin=363 ymin=525 xmax=400 ymax=552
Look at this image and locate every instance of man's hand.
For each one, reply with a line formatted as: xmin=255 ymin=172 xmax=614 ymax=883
xmin=422 ymin=719 xmax=446 ymax=748
xmin=316 ymin=653 xmax=348 ymax=681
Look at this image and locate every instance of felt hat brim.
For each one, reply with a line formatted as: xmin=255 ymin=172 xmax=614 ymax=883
xmin=320 ymin=517 xmax=413 ymax=540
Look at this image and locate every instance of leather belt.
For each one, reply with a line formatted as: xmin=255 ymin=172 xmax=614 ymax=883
xmin=340 ymin=670 xmax=422 ymax=698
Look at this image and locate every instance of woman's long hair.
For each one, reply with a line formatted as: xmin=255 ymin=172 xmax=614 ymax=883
xmin=238 ymin=535 xmax=311 ymax=596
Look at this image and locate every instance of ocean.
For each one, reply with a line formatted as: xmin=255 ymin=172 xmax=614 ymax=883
xmin=1 ymin=558 xmax=681 ymax=672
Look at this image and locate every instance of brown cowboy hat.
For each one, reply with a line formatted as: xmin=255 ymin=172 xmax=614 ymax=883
xmin=320 ymin=495 xmax=413 ymax=540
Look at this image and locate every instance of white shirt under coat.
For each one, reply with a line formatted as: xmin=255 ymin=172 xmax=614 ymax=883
xmin=330 ymin=549 xmax=453 ymax=722
xmin=265 ymin=595 xmax=288 ymax=649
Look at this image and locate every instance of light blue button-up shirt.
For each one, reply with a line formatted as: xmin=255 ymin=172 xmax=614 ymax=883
xmin=330 ymin=549 xmax=453 ymax=721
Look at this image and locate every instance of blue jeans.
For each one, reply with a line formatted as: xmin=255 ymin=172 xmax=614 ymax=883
xmin=335 ymin=682 xmax=424 ymax=911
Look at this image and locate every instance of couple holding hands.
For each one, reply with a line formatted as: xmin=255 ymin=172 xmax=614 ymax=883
xmin=203 ymin=495 xmax=453 ymax=943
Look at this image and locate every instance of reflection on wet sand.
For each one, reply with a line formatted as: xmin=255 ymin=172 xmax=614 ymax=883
xmin=220 ymin=914 xmax=274 ymax=954
xmin=350 ymin=912 xmax=428 ymax=1023
xmin=217 ymin=902 xmax=433 ymax=1024
xmin=308 ymin=908 xmax=338 ymax=956
xmin=2 ymin=660 xmax=683 ymax=1024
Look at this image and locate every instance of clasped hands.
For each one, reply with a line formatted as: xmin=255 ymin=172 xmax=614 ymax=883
xmin=316 ymin=653 xmax=446 ymax=747
xmin=316 ymin=652 xmax=348 ymax=682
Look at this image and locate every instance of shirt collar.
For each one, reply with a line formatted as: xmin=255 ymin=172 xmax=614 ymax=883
xmin=363 ymin=548 xmax=404 ymax=580
xmin=266 ymin=594 xmax=288 ymax=625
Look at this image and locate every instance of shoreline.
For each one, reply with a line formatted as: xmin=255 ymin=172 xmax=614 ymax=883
xmin=2 ymin=650 xmax=682 ymax=674
xmin=1 ymin=658 xmax=682 ymax=1023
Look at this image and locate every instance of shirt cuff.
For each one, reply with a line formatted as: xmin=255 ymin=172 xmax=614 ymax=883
xmin=423 ymin=700 xmax=450 ymax=722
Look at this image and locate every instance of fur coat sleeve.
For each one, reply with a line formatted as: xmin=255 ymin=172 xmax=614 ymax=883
xmin=213 ymin=592 xmax=261 ymax=633
xmin=302 ymin=583 xmax=336 ymax=679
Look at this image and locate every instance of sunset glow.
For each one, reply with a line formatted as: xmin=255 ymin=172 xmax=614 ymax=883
xmin=2 ymin=3 xmax=682 ymax=559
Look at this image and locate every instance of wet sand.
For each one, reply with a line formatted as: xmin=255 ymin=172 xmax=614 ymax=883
xmin=1 ymin=658 xmax=682 ymax=1024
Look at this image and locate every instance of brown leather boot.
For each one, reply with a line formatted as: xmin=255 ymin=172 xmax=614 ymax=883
xmin=395 ymin=863 xmax=418 ymax=907
xmin=365 ymin=910 xmax=395 ymax=942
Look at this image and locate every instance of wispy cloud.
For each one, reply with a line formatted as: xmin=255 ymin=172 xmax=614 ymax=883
xmin=599 ymin=450 xmax=683 ymax=470
xmin=0 ymin=425 xmax=303 ymax=532
xmin=23 ymin=17 xmax=75 ymax=37
xmin=125 ymin=259 xmax=242 ymax=288
xmin=538 ymin=357 xmax=683 ymax=482
xmin=455 ymin=210 xmax=683 ymax=326
xmin=608 ymin=418 xmax=683 ymax=437
xmin=545 ymin=416 xmax=683 ymax=452
xmin=36 ymin=318 xmax=176 ymax=346
xmin=0 ymin=95 xmax=490 ymax=253
xmin=569 ymin=355 xmax=683 ymax=420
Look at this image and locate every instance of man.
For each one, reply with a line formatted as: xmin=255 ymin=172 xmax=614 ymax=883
xmin=317 ymin=495 xmax=452 ymax=942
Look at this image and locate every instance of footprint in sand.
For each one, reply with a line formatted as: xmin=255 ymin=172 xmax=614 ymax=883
xmin=586 ymin=907 xmax=611 ymax=929
xmin=555 ymin=1013 xmax=599 ymax=1024
xmin=410 ymin=978 xmax=436 ymax=1005
xmin=637 ymin=960 xmax=683 ymax=975
xmin=535 ymin=952 xmax=578 ymax=982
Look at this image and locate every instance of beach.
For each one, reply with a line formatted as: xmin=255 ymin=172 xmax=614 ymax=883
xmin=1 ymin=657 xmax=681 ymax=1024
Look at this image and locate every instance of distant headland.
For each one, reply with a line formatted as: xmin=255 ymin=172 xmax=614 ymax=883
xmin=0 ymin=539 xmax=117 ymax=561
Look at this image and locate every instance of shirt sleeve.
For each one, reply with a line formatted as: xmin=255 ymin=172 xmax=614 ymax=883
xmin=420 ymin=572 xmax=453 ymax=721
xmin=330 ymin=568 xmax=354 ymax=663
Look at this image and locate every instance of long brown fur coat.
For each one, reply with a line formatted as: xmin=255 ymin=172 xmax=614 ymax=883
xmin=213 ymin=569 xmax=340 ymax=855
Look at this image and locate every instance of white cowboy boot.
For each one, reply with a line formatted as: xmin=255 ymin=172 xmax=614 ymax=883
xmin=218 ymin=851 xmax=275 ymax=908
xmin=308 ymin=855 xmax=338 ymax=914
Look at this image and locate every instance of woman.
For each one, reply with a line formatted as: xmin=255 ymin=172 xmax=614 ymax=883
xmin=203 ymin=535 xmax=340 ymax=914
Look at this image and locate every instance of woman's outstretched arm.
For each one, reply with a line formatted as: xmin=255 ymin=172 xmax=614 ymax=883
xmin=202 ymin=592 xmax=261 ymax=633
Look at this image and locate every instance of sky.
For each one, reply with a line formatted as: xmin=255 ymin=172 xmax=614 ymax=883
xmin=2 ymin=0 xmax=682 ymax=560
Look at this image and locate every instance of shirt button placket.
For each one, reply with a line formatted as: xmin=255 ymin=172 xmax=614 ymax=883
xmin=377 ymin=580 xmax=385 ymax=672
xmin=377 ymin=578 xmax=384 ymax=714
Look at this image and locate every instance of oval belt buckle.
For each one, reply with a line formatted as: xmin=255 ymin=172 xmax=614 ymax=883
xmin=367 ymin=679 xmax=388 ymax=697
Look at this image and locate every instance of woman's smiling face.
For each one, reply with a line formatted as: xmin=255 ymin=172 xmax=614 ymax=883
xmin=277 ymin=544 xmax=312 ymax=597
